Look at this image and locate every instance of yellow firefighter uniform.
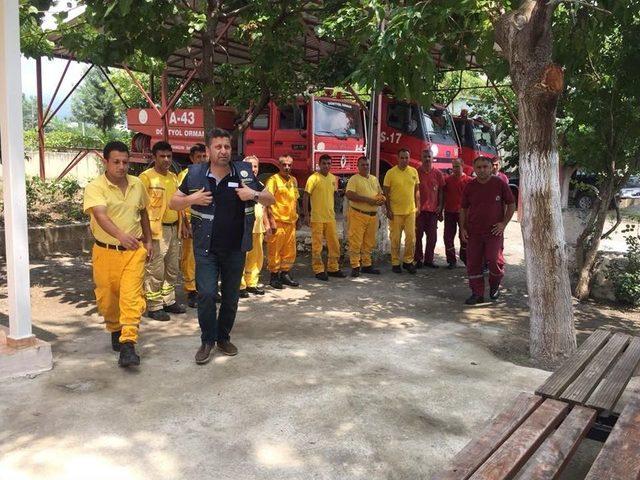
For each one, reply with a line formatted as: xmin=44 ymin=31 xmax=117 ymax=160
xmin=177 ymin=168 xmax=196 ymax=293
xmin=305 ymin=171 xmax=340 ymax=274
xmin=346 ymin=173 xmax=382 ymax=268
xmin=266 ymin=173 xmax=298 ymax=273
xmin=383 ymin=165 xmax=420 ymax=266
xmin=240 ymin=203 xmax=267 ymax=289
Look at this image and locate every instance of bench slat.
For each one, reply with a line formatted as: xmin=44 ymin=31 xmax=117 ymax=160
xmin=432 ymin=393 xmax=543 ymax=480
xmin=517 ymin=405 xmax=597 ymax=480
xmin=585 ymin=392 xmax=640 ymax=480
xmin=536 ymin=329 xmax=612 ymax=399
xmin=561 ymin=332 xmax=630 ymax=405
xmin=468 ymin=399 xmax=569 ymax=480
xmin=586 ymin=337 xmax=640 ymax=412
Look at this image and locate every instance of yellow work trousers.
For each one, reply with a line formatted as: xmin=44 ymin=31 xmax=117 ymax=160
xmin=389 ymin=212 xmax=416 ymax=266
xmin=348 ymin=208 xmax=378 ymax=268
xmin=311 ymin=221 xmax=340 ymax=274
xmin=145 ymin=224 xmax=180 ymax=311
xmin=180 ymin=236 xmax=196 ymax=293
xmin=241 ymin=232 xmax=264 ymax=289
xmin=92 ymin=244 xmax=146 ymax=344
xmin=267 ymin=221 xmax=297 ymax=273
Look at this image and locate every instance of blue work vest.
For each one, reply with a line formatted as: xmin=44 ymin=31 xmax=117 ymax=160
xmin=182 ymin=161 xmax=260 ymax=255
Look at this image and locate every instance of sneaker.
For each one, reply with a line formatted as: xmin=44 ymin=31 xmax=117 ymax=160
xmin=270 ymin=272 xmax=283 ymax=289
xmin=217 ymin=340 xmax=238 ymax=356
xmin=489 ymin=286 xmax=500 ymax=300
xmin=327 ymin=270 xmax=346 ymax=278
xmin=111 ymin=331 xmax=121 ymax=352
xmin=315 ymin=272 xmax=329 ymax=281
xmin=118 ymin=342 xmax=140 ymax=368
xmin=281 ymin=271 xmax=299 ymax=287
xmin=447 ymin=262 xmax=456 ymax=270
xmin=239 ymin=289 xmax=250 ymax=298
xmin=402 ymin=262 xmax=417 ymax=274
xmin=247 ymin=286 xmax=265 ymax=295
xmin=392 ymin=265 xmax=402 ymax=274
xmin=415 ymin=260 xmax=424 ymax=269
xmin=361 ymin=266 xmax=381 ymax=275
xmin=424 ymin=262 xmax=439 ymax=269
xmin=465 ymin=294 xmax=485 ymax=305
xmin=146 ymin=309 xmax=170 ymax=321
xmin=195 ymin=342 xmax=214 ymax=365
xmin=164 ymin=302 xmax=186 ymax=314
xmin=187 ymin=291 xmax=198 ymax=308
xmin=351 ymin=267 xmax=361 ymax=277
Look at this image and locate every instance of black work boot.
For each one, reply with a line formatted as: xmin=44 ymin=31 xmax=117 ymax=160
xmin=187 ymin=291 xmax=198 ymax=308
xmin=327 ymin=270 xmax=346 ymax=278
xmin=351 ymin=267 xmax=361 ymax=278
xmin=402 ymin=262 xmax=417 ymax=274
xmin=164 ymin=302 xmax=187 ymax=314
xmin=270 ymin=272 xmax=283 ymax=289
xmin=361 ymin=266 xmax=381 ymax=275
xmin=280 ymin=271 xmax=299 ymax=287
xmin=111 ymin=331 xmax=121 ymax=352
xmin=465 ymin=294 xmax=485 ymax=305
xmin=118 ymin=342 xmax=140 ymax=368
xmin=146 ymin=309 xmax=170 ymax=321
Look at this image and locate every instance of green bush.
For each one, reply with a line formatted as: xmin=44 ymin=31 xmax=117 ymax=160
xmin=610 ymin=229 xmax=640 ymax=307
xmin=23 ymin=127 xmax=132 ymax=151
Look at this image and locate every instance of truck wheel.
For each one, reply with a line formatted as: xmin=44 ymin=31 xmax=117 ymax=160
xmin=576 ymin=193 xmax=594 ymax=210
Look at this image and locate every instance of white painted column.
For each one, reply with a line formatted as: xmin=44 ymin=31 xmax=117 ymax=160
xmin=0 ymin=0 xmax=34 ymax=340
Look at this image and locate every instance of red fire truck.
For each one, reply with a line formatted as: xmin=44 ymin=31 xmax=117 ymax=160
xmin=452 ymin=115 xmax=499 ymax=174
xmin=126 ymin=95 xmax=366 ymax=186
xmin=376 ymin=94 xmax=460 ymax=179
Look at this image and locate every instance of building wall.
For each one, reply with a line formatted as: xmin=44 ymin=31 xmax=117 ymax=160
xmin=0 ymin=150 xmax=103 ymax=184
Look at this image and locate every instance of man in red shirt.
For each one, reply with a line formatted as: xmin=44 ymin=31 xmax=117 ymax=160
xmin=415 ymin=149 xmax=445 ymax=268
xmin=492 ymin=158 xmax=509 ymax=184
xmin=443 ymin=158 xmax=472 ymax=269
xmin=460 ymin=156 xmax=516 ymax=305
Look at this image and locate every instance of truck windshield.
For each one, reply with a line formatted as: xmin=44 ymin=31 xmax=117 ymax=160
xmin=472 ymin=122 xmax=498 ymax=155
xmin=314 ymin=100 xmax=363 ymax=138
xmin=422 ymin=108 xmax=457 ymax=145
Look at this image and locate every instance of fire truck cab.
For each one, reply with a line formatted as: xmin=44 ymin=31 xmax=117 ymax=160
xmin=378 ymin=94 xmax=460 ymax=180
xmin=453 ymin=115 xmax=499 ymax=174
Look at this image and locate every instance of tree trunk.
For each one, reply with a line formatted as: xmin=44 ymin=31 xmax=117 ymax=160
xmin=200 ymin=1 xmax=219 ymax=132
xmin=495 ymin=0 xmax=576 ymax=367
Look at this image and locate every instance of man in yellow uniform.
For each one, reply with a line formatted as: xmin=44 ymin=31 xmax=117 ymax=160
xmin=178 ymin=143 xmax=207 ymax=308
xmin=302 ymin=154 xmax=346 ymax=281
xmin=266 ymin=155 xmax=300 ymax=289
xmin=139 ymin=141 xmax=187 ymax=320
xmin=83 ymin=141 xmax=152 ymax=368
xmin=383 ymin=148 xmax=420 ymax=274
xmin=239 ymin=155 xmax=270 ymax=297
xmin=345 ymin=156 xmax=385 ymax=277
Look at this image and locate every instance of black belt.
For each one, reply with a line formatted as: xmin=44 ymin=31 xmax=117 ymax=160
xmin=351 ymin=206 xmax=377 ymax=217
xmin=162 ymin=221 xmax=178 ymax=226
xmin=95 ymin=240 xmax=127 ymax=251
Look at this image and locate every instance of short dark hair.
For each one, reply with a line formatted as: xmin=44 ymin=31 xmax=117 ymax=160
xmin=473 ymin=156 xmax=493 ymax=165
xmin=318 ymin=154 xmax=332 ymax=163
xmin=103 ymin=141 xmax=129 ymax=160
xmin=398 ymin=148 xmax=410 ymax=155
xmin=152 ymin=141 xmax=172 ymax=155
xmin=189 ymin=143 xmax=206 ymax=156
xmin=205 ymin=128 xmax=231 ymax=147
xmin=357 ymin=156 xmax=368 ymax=164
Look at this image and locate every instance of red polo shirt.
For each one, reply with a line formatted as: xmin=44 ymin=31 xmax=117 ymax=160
xmin=417 ymin=167 xmax=445 ymax=212
xmin=444 ymin=173 xmax=472 ymax=213
xmin=461 ymin=176 xmax=515 ymax=235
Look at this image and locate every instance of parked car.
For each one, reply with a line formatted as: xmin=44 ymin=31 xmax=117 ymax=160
xmin=570 ymin=172 xmax=639 ymax=210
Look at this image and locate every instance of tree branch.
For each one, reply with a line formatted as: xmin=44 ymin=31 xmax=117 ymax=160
xmin=546 ymin=0 xmax=611 ymax=14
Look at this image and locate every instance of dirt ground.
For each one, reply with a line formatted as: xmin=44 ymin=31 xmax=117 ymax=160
xmin=0 ymin=219 xmax=638 ymax=479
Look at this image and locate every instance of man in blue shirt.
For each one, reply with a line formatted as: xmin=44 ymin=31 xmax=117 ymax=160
xmin=170 ymin=128 xmax=275 ymax=365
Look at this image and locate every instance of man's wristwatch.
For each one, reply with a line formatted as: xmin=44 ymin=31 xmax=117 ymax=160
xmin=253 ymin=191 xmax=259 ymax=202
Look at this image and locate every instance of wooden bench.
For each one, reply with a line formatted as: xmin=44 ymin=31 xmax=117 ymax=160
xmin=433 ymin=329 xmax=640 ymax=480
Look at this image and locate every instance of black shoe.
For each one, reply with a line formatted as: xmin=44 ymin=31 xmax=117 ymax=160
xmin=415 ymin=260 xmax=424 ymax=269
xmin=270 ymin=272 xmax=283 ymax=289
xmin=111 ymin=331 xmax=121 ymax=352
xmin=163 ymin=302 xmax=186 ymax=314
xmin=280 ymin=271 xmax=299 ymax=287
xmin=424 ymin=262 xmax=439 ymax=269
xmin=402 ymin=262 xmax=417 ymax=274
xmin=118 ymin=342 xmax=140 ymax=368
xmin=195 ymin=342 xmax=214 ymax=365
xmin=215 ymin=293 xmax=222 ymax=302
xmin=465 ymin=294 xmax=485 ymax=305
xmin=327 ymin=270 xmax=346 ymax=278
xmin=239 ymin=289 xmax=250 ymax=298
xmin=187 ymin=291 xmax=198 ymax=308
xmin=315 ymin=272 xmax=329 ymax=281
xmin=146 ymin=309 xmax=170 ymax=321
xmin=351 ymin=267 xmax=361 ymax=277
xmin=217 ymin=340 xmax=238 ymax=356
xmin=247 ymin=286 xmax=265 ymax=295
xmin=361 ymin=266 xmax=381 ymax=275
xmin=447 ymin=262 xmax=456 ymax=270
xmin=490 ymin=287 xmax=500 ymax=300
xmin=392 ymin=265 xmax=402 ymax=274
